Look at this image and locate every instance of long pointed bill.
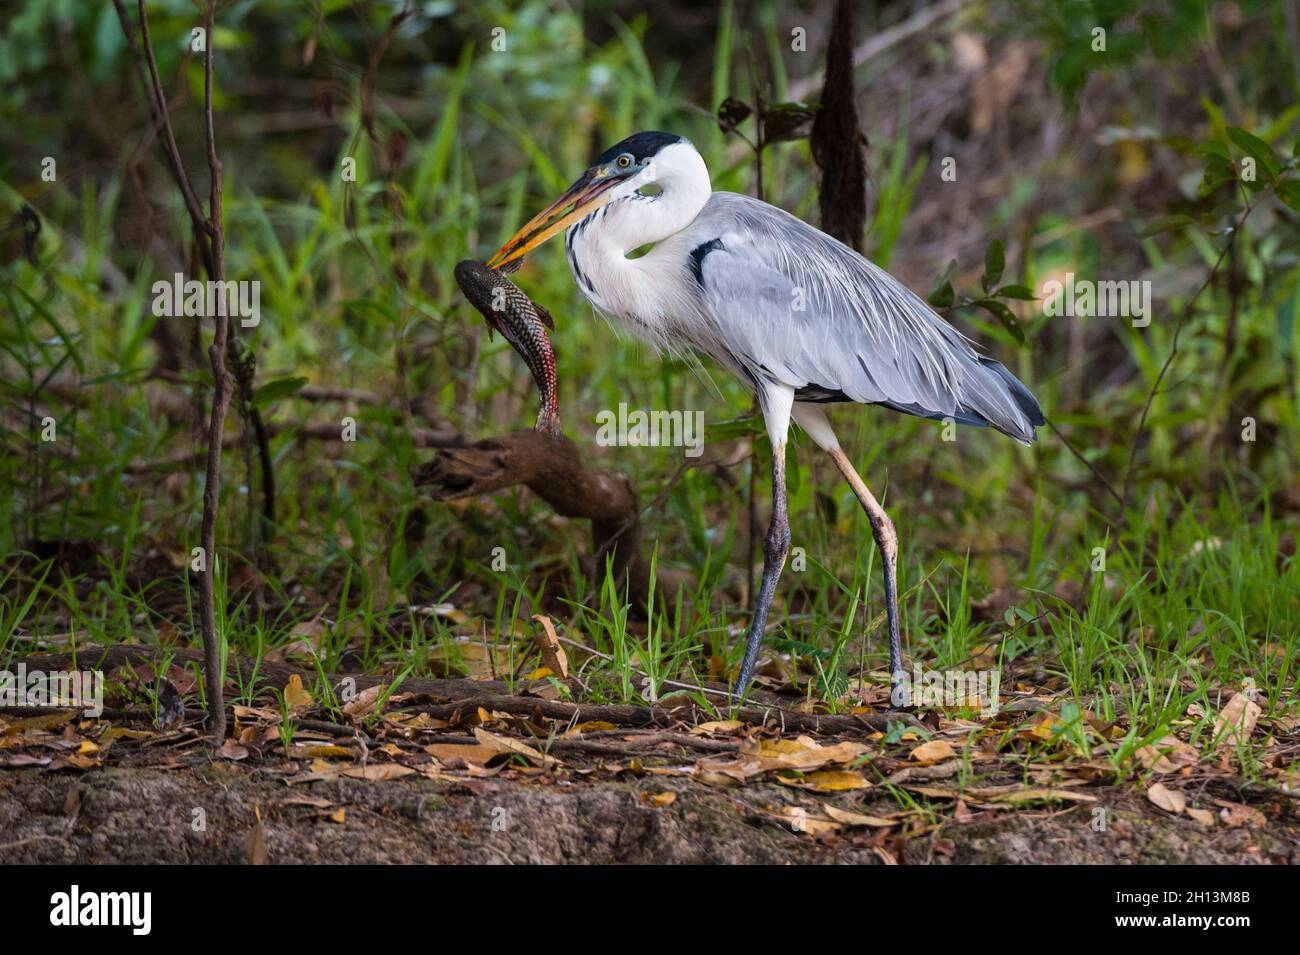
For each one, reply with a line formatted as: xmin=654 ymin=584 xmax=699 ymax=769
xmin=487 ymin=169 xmax=618 ymax=271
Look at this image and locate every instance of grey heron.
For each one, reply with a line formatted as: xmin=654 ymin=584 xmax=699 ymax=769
xmin=487 ymin=131 xmax=1045 ymax=696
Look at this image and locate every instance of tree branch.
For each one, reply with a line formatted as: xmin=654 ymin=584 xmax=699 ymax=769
xmin=116 ymin=0 xmax=213 ymax=244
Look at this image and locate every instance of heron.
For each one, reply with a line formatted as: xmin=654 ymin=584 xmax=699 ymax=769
xmin=487 ymin=131 xmax=1045 ymax=695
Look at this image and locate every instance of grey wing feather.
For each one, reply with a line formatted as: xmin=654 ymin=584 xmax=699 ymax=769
xmin=693 ymin=193 xmax=1044 ymax=444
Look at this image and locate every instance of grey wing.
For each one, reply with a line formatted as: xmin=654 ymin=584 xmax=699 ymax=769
xmin=693 ymin=194 xmax=1045 ymax=444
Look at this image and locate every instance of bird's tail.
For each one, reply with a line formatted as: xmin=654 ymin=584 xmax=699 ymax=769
xmin=973 ymin=356 xmax=1046 ymax=445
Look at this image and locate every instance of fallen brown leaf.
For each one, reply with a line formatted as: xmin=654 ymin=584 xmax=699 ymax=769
xmin=342 ymin=684 xmax=384 ymax=719
xmin=472 ymin=727 xmax=558 ymax=769
xmin=1135 ymin=735 xmax=1199 ymax=773
xmin=822 ymin=804 xmax=898 ymax=828
xmin=297 ymin=744 xmax=352 ymax=759
xmin=568 ymin=721 xmax=618 ymax=734
xmin=426 ymin=742 xmax=499 ymax=767
xmin=777 ymin=769 xmax=872 ymax=792
xmin=218 ymin=739 xmax=249 ymax=761
xmin=1 ymin=753 xmax=50 ymax=768
xmin=691 ymin=720 xmax=744 ymax=736
xmin=695 ymin=737 xmax=867 ymax=782
xmin=1214 ymin=799 xmax=1266 ymax=829
xmin=989 ymin=787 xmax=1098 ymax=806
xmin=531 ymin=614 xmax=569 ymax=679
xmin=282 ymin=796 xmax=334 ymax=809
xmin=1147 ymin=782 xmax=1186 ymax=815
xmin=764 ymin=804 xmax=840 ymax=836
xmin=233 ymin=704 xmax=278 ymax=721
xmin=245 ymin=807 xmax=268 ymax=865
xmin=1213 ymin=692 xmax=1261 ymax=752
xmin=909 ymin=739 xmax=955 ymax=764
xmin=341 ymin=764 xmax=415 ymax=781
xmin=283 ymin=674 xmax=314 ymax=714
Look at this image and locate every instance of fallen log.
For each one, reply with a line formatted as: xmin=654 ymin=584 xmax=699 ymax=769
xmin=7 ymin=646 xmax=922 ymax=735
xmin=405 ymin=693 xmax=917 ymax=735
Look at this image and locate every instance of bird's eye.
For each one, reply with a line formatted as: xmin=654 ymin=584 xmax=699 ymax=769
xmin=616 ymin=153 xmax=633 ymax=169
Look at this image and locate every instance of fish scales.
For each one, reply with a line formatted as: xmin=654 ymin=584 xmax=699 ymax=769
xmin=454 ymin=259 xmax=561 ymax=436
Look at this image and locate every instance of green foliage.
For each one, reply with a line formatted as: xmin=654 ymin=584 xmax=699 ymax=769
xmin=1012 ymin=0 xmax=1211 ymax=101
xmin=928 ymin=240 xmax=1032 ymax=345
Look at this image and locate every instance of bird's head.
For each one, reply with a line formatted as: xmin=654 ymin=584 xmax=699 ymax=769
xmin=487 ymin=131 xmax=694 ymax=271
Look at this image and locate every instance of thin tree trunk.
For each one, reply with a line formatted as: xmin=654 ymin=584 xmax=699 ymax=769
xmin=195 ymin=4 xmax=232 ymax=742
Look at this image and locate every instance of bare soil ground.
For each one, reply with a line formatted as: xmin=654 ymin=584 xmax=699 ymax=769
xmin=4 ymin=740 xmax=1296 ymax=865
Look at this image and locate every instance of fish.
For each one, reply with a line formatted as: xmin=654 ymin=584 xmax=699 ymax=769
xmin=454 ymin=259 xmax=561 ymax=436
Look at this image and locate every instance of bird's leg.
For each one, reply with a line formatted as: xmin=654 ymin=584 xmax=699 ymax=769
xmin=827 ymin=447 xmax=903 ymax=681
xmin=734 ymin=440 xmax=790 ymax=695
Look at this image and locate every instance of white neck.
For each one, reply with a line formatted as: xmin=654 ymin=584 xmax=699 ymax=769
xmin=565 ymin=141 xmax=711 ymax=343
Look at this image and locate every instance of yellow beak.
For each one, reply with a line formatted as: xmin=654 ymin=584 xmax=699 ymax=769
xmin=487 ymin=167 xmax=619 ymax=271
